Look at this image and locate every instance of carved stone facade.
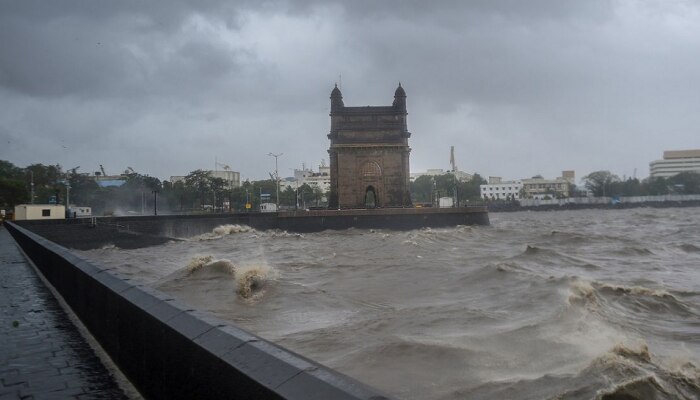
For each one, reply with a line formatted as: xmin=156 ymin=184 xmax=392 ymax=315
xmin=328 ymin=84 xmax=412 ymax=208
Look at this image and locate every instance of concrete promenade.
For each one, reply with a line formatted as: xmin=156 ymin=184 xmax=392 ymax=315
xmin=0 ymin=226 xmax=128 ymax=399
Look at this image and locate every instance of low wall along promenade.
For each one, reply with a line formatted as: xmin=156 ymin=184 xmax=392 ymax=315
xmin=15 ymin=207 xmax=489 ymax=250
xmin=5 ymin=221 xmax=392 ymax=399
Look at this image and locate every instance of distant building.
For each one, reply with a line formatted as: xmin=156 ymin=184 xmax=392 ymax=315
xmin=480 ymin=178 xmax=523 ymax=200
xmin=649 ymin=149 xmax=700 ymax=178
xmin=298 ymin=163 xmax=331 ymax=192
xmin=521 ymin=171 xmax=574 ymax=199
xmin=211 ymin=170 xmax=241 ymax=188
xmin=410 ymin=169 xmax=473 ymax=182
xmin=14 ymin=204 xmax=65 ymax=220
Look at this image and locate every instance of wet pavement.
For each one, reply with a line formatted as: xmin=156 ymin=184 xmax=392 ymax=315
xmin=0 ymin=226 xmax=129 ymax=399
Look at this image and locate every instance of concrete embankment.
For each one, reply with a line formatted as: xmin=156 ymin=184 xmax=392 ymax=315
xmin=16 ymin=207 xmax=488 ymax=250
xmin=5 ymin=221 xmax=392 ymax=400
xmin=488 ymin=199 xmax=700 ymax=212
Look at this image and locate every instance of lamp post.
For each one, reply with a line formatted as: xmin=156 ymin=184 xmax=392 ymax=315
xmin=65 ymin=166 xmax=79 ymax=216
xmin=30 ymin=170 xmax=35 ymax=204
xmin=152 ymin=190 xmax=159 ymax=216
xmin=268 ymin=152 xmax=283 ymax=210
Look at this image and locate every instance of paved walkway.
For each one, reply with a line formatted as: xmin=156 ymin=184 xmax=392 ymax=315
xmin=0 ymin=226 xmax=128 ymax=399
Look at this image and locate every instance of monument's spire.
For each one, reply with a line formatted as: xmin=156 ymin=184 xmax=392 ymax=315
xmin=393 ymin=82 xmax=406 ymax=111
xmin=331 ymin=83 xmax=344 ymax=112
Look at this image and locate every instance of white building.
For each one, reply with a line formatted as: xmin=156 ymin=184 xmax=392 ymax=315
xmin=480 ymin=177 xmax=523 ymax=200
xmin=281 ymin=162 xmax=331 ymax=193
xmin=14 ymin=204 xmax=65 ymax=220
xmin=210 ymin=170 xmax=241 ymax=188
xmin=649 ymin=149 xmax=700 ymax=178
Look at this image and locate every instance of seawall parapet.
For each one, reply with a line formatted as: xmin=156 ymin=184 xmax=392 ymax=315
xmin=15 ymin=207 xmax=489 ymax=250
xmin=5 ymin=221 xmax=392 ymax=400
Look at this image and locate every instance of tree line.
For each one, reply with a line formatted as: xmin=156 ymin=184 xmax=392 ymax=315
xmin=0 ymin=160 xmax=328 ymax=215
xmin=409 ymin=173 xmax=487 ymax=204
xmin=2 ymin=159 xmax=491 ymax=214
xmin=582 ymin=170 xmax=700 ymax=197
xmin=6 ymin=159 xmax=696 ymax=215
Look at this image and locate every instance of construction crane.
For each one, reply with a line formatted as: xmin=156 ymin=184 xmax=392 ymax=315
xmin=215 ymin=161 xmax=231 ymax=171
xmin=99 ymin=164 xmax=107 ymax=176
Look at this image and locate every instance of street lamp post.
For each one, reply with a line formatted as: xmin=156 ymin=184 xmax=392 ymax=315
xmin=152 ymin=190 xmax=159 ymax=216
xmin=65 ymin=166 xmax=79 ymax=217
xmin=268 ymin=152 xmax=283 ymax=211
xmin=30 ymin=170 xmax=34 ymax=204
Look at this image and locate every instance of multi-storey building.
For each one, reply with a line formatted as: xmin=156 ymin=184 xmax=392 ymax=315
xmin=480 ymin=177 xmax=523 ymax=200
xmin=649 ymin=149 xmax=700 ymax=178
xmin=521 ymin=171 xmax=574 ymax=199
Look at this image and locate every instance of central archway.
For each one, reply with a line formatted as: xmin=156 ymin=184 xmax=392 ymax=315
xmin=364 ymin=186 xmax=378 ymax=208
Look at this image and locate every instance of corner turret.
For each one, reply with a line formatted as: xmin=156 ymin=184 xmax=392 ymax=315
xmin=392 ymin=82 xmax=406 ymax=111
xmin=330 ymin=84 xmax=344 ymax=112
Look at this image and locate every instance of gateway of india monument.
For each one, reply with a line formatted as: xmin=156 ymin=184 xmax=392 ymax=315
xmin=327 ymin=83 xmax=412 ymax=209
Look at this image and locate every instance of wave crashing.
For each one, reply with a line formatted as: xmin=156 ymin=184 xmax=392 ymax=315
xmin=190 ymin=224 xmax=253 ymax=241
xmin=235 ymin=264 xmax=273 ymax=300
xmin=592 ymin=342 xmax=700 ymax=400
xmin=186 ymin=255 xmax=235 ymax=275
xmin=184 ymin=255 xmax=272 ymax=299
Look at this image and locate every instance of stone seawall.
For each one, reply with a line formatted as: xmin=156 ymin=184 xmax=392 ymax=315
xmin=5 ymin=221 xmax=391 ymax=400
xmin=16 ymin=207 xmax=488 ymax=250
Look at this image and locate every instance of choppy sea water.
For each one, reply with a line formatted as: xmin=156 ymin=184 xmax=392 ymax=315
xmin=79 ymin=208 xmax=700 ymax=399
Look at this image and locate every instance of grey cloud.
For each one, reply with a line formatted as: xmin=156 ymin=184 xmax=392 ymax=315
xmin=1 ymin=0 xmax=699 ymax=182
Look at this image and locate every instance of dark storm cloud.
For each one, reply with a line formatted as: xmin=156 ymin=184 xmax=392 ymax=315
xmin=1 ymin=0 xmax=699 ymax=181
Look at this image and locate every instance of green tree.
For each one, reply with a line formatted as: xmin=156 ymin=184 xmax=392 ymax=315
xmin=582 ymin=171 xmax=620 ymax=197
xmin=311 ymin=186 xmax=324 ymax=207
xmin=0 ymin=160 xmax=28 ymax=209
xmin=643 ymin=177 xmax=669 ymax=195
xmin=280 ymin=186 xmax=296 ymax=208
xmin=185 ymin=169 xmax=212 ymax=208
xmin=25 ymin=163 xmax=64 ymax=204
xmin=410 ymin=175 xmax=434 ymax=203
xmin=668 ymin=171 xmax=700 ymax=194
xmin=458 ymin=173 xmax=487 ymax=202
xmin=208 ymin=177 xmax=226 ymax=210
xmin=614 ymin=178 xmax=643 ymax=197
xmin=297 ymin=183 xmax=314 ymax=208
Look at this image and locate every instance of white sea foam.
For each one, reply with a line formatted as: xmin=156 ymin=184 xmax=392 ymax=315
xmin=235 ymin=264 xmax=275 ymax=300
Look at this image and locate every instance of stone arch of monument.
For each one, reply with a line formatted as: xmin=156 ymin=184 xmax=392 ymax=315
xmin=327 ymin=83 xmax=412 ymax=209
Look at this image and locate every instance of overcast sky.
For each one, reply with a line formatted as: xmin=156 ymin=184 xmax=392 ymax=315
xmin=2 ymin=0 xmax=699 ymax=183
